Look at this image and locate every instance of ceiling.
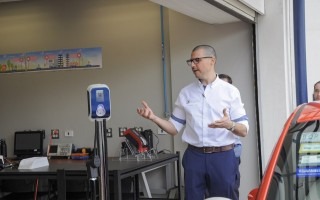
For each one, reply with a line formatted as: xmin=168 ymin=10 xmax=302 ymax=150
xmin=150 ymin=0 xmax=240 ymax=24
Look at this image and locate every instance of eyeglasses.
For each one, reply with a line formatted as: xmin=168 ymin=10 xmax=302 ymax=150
xmin=186 ymin=57 xmax=212 ymax=66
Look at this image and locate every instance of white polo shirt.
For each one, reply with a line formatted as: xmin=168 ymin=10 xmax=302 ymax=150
xmin=169 ymin=77 xmax=249 ymax=147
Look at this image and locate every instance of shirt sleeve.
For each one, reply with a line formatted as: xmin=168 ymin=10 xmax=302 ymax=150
xmin=169 ymin=93 xmax=186 ymax=133
xmin=230 ymin=89 xmax=249 ymax=132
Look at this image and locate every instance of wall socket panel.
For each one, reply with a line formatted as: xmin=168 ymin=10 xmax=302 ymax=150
xmin=51 ymin=129 xmax=59 ymax=139
xmin=158 ymin=128 xmax=168 ymax=135
xmin=106 ymin=128 xmax=112 ymax=137
xmin=119 ymin=127 xmax=127 ymax=137
xmin=65 ymin=130 xmax=74 ymax=137
xmin=134 ymin=127 xmax=143 ymax=132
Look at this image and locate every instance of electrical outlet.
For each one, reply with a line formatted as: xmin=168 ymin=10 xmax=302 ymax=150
xmin=134 ymin=127 xmax=143 ymax=132
xmin=106 ymin=128 xmax=112 ymax=137
xmin=65 ymin=130 xmax=74 ymax=137
xmin=119 ymin=127 xmax=127 ymax=137
xmin=158 ymin=128 xmax=168 ymax=135
xmin=51 ymin=129 xmax=59 ymax=139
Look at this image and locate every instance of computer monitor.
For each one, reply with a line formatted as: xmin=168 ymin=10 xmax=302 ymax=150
xmin=14 ymin=130 xmax=45 ymax=158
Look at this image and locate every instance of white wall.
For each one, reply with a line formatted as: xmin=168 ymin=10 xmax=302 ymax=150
xmin=256 ymin=0 xmax=296 ymax=170
xmin=306 ymin=0 xmax=320 ymax=101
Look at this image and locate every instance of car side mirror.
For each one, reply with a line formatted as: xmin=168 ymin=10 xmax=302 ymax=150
xmin=248 ymin=188 xmax=258 ymax=200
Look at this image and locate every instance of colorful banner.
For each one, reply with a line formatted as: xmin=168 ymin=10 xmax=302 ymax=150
xmin=0 ymin=47 xmax=102 ymax=73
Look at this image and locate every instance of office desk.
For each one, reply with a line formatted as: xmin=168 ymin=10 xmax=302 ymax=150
xmin=0 ymin=153 xmax=181 ymax=200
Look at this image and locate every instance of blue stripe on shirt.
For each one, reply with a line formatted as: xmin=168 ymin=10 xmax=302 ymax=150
xmin=233 ymin=115 xmax=248 ymax=122
xmin=171 ymin=114 xmax=186 ymax=125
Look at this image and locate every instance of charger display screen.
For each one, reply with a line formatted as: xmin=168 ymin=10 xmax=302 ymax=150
xmin=49 ymin=145 xmax=58 ymax=153
xmin=96 ymin=90 xmax=104 ymax=102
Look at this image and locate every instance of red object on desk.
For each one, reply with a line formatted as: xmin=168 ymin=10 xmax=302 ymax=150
xmin=123 ymin=128 xmax=148 ymax=153
xmin=71 ymin=153 xmax=89 ymax=160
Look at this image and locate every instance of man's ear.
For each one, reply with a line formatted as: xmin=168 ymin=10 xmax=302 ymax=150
xmin=211 ymin=57 xmax=216 ymax=66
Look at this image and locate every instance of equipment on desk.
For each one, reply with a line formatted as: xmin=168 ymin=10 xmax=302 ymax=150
xmin=0 ymin=139 xmax=7 ymax=158
xmin=123 ymin=128 xmax=148 ymax=154
xmin=71 ymin=147 xmax=91 ymax=160
xmin=71 ymin=153 xmax=89 ymax=160
xmin=141 ymin=129 xmax=154 ymax=150
xmin=0 ymin=155 xmax=4 ymax=169
xmin=0 ymin=155 xmax=13 ymax=168
xmin=18 ymin=156 xmax=49 ymax=169
xmin=14 ymin=130 xmax=45 ymax=159
xmin=87 ymin=84 xmax=111 ymax=121
xmin=47 ymin=143 xmax=74 ymax=158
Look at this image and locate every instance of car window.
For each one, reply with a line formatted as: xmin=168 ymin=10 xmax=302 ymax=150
xmin=266 ymin=120 xmax=320 ymax=200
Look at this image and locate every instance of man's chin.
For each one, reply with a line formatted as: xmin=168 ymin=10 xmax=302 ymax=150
xmin=193 ymin=71 xmax=200 ymax=77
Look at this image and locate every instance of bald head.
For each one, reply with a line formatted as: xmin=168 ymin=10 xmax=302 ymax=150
xmin=192 ymin=45 xmax=217 ymax=59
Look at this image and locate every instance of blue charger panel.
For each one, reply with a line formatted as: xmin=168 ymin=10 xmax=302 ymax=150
xmin=87 ymin=84 xmax=111 ymax=121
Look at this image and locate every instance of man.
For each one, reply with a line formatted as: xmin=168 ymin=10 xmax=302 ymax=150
xmin=313 ymin=81 xmax=320 ymax=101
xmin=137 ymin=45 xmax=249 ymax=200
xmin=218 ymin=73 xmax=233 ymax=84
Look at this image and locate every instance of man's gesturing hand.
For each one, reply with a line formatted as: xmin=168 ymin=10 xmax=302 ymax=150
xmin=137 ymin=101 xmax=156 ymax=121
xmin=208 ymin=108 xmax=233 ymax=129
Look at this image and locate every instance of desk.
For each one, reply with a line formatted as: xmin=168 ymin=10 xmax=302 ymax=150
xmin=0 ymin=153 xmax=181 ymax=200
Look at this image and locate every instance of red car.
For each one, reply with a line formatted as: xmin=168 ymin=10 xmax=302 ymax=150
xmin=248 ymin=101 xmax=320 ymax=200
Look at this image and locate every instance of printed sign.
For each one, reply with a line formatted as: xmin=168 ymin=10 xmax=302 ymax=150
xmin=0 ymin=47 xmax=102 ymax=73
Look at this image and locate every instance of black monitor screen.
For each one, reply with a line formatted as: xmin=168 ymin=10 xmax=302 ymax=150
xmin=49 ymin=145 xmax=58 ymax=153
xmin=14 ymin=130 xmax=44 ymax=157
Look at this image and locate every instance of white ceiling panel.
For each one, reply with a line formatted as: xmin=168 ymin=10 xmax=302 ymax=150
xmin=240 ymin=0 xmax=264 ymax=15
xmin=150 ymin=0 xmax=240 ymax=24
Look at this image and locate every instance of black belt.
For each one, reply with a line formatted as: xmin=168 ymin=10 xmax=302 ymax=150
xmin=188 ymin=144 xmax=234 ymax=153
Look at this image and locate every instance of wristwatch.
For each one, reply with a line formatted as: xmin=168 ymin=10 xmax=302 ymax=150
xmin=227 ymin=121 xmax=236 ymax=132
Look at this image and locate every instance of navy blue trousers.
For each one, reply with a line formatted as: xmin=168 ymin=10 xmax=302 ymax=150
xmin=182 ymin=147 xmax=239 ymax=200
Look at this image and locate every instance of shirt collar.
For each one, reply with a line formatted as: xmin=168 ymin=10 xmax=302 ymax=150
xmin=197 ymin=74 xmax=219 ymax=89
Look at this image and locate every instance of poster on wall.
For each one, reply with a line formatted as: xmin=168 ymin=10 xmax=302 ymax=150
xmin=0 ymin=47 xmax=102 ymax=74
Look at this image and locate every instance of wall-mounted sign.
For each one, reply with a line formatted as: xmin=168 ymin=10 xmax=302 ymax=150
xmin=0 ymin=47 xmax=102 ymax=74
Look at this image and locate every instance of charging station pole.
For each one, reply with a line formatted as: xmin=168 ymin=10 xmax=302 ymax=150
xmin=97 ymin=119 xmax=109 ymax=200
xmin=87 ymin=84 xmax=111 ymax=200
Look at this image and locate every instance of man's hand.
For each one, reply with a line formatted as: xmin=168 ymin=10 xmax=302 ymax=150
xmin=208 ymin=108 xmax=233 ymax=129
xmin=137 ymin=101 xmax=178 ymax=136
xmin=137 ymin=101 xmax=156 ymax=121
